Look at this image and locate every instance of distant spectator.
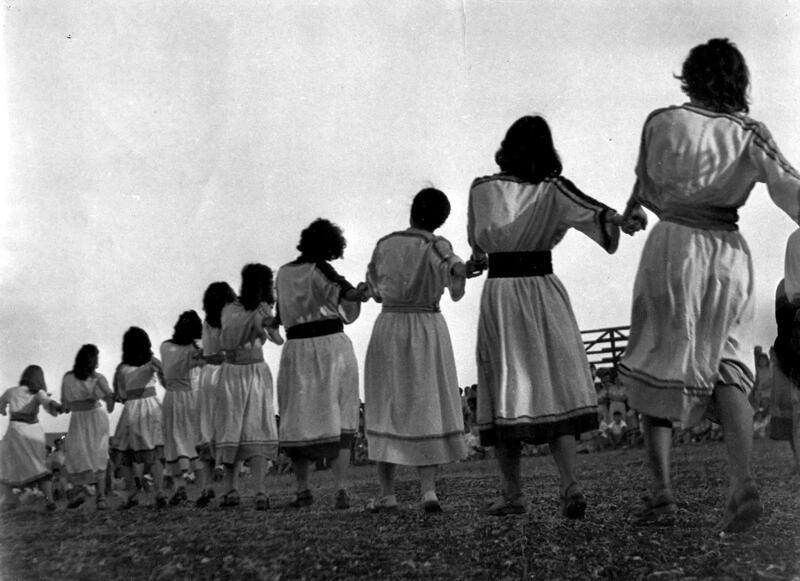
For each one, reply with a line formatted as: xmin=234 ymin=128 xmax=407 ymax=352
xmin=606 ymin=411 xmax=628 ymax=448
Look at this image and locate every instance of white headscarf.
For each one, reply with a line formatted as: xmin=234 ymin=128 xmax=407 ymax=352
xmin=784 ymin=228 xmax=800 ymax=302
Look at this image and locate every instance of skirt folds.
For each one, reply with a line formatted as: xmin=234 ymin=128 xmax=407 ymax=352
xmin=163 ymin=389 xmax=201 ymax=473
xmin=620 ymin=222 xmax=754 ymax=428
xmin=0 ymin=421 xmax=51 ymax=487
xmin=277 ymin=332 xmax=359 ymax=462
xmin=64 ymin=407 xmax=109 ymax=484
xmin=364 ymin=312 xmax=466 ymax=466
xmin=475 ymin=274 xmax=598 ymax=446
xmin=213 ymin=362 xmax=278 ymax=465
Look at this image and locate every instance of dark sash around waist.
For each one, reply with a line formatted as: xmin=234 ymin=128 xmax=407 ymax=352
xmin=287 ymin=319 xmax=344 ymax=340
xmin=660 ymin=205 xmax=739 ymax=231
xmin=223 ymin=348 xmax=265 ymax=365
xmin=382 ymin=305 xmax=441 ymax=314
xmin=125 ymin=387 xmax=157 ymax=401
xmin=67 ymin=399 xmax=100 ymax=412
xmin=488 ymin=251 xmax=553 ymax=278
xmin=10 ymin=412 xmax=38 ymax=424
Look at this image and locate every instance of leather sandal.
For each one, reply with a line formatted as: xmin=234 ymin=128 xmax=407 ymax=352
xmin=219 ymin=490 xmax=240 ymax=508
xmin=560 ymin=482 xmax=587 ymax=520
xmin=483 ymin=493 xmax=526 ymax=516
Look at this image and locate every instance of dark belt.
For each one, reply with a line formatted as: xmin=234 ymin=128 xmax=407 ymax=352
xmin=488 ymin=251 xmax=553 ymax=278
xmin=10 ymin=412 xmax=38 ymax=424
xmin=382 ymin=305 xmax=440 ymax=313
xmin=287 ymin=319 xmax=344 ymax=340
xmin=125 ymin=388 xmax=157 ymax=400
xmin=660 ymin=205 xmax=738 ymax=231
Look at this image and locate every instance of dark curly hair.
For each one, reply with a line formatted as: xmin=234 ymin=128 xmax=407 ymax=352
xmin=495 ymin=116 xmax=562 ymax=183
xmin=203 ymin=281 xmax=236 ymax=329
xmin=239 ymin=263 xmax=275 ymax=311
xmin=410 ymin=188 xmax=451 ymax=232
xmin=20 ymin=365 xmax=47 ymax=393
xmin=72 ymin=344 xmax=99 ymax=381
xmin=121 ymin=326 xmax=153 ymax=367
xmin=297 ymin=218 xmax=346 ymax=262
xmin=171 ymin=310 xmax=202 ymax=345
xmin=678 ymin=38 xmax=749 ymax=114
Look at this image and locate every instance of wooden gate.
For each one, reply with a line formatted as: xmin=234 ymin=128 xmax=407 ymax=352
xmin=581 ymin=325 xmax=630 ymax=369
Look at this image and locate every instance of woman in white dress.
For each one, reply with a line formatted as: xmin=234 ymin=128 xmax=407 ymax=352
xmin=364 ymin=188 xmax=472 ymax=513
xmin=214 ymin=263 xmax=282 ymax=510
xmin=112 ymin=327 xmax=167 ymax=509
xmin=276 ymin=219 xmax=365 ymax=510
xmin=618 ymin=39 xmax=800 ymax=531
xmin=195 ymin=281 xmax=237 ymax=507
xmin=160 ymin=310 xmax=205 ymax=506
xmin=469 ymin=116 xmax=621 ymax=518
xmin=61 ymin=344 xmax=114 ymax=510
xmin=0 ymin=365 xmax=63 ymax=511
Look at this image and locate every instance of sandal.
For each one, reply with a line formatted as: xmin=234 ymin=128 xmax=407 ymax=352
xmin=45 ymin=500 xmax=57 ymax=512
xmin=219 ymin=490 xmax=240 ymax=508
xmin=483 ymin=493 xmax=525 ymax=516
xmin=118 ymin=494 xmax=139 ymax=511
xmin=289 ymin=489 xmax=313 ymax=509
xmin=154 ymin=493 xmax=168 ymax=509
xmin=67 ymin=493 xmax=86 ymax=509
xmin=195 ymin=488 xmax=215 ymax=508
xmin=169 ymin=487 xmax=188 ymax=507
xmin=254 ymin=492 xmax=270 ymax=511
xmin=717 ymin=479 xmax=762 ymax=533
xmin=560 ymin=482 xmax=587 ymax=520
xmin=333 ymin=489 xmax=350 ymax=510
xmin=96 ymin=497 xmax=108 ymax=511
xmin=365 ymin=496 xmax=399 ymax=513
xmin=633 ymin=491 xmax=676 ymax=526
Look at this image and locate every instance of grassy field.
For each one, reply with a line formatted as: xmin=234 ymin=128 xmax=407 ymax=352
xmin=0 ymin=439 xmax=798 ymax=580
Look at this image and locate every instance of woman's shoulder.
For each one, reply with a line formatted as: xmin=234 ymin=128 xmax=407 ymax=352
xmin=471 ymin=172 xmax=531 ymax=189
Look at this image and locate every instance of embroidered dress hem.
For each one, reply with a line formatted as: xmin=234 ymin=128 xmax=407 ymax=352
xmin=69 ymin=468 xmax=103 ymax=485
xmin=0 ymin=471 xmax=52 ymax=488
xmin=366 ymin=430 xmax=466 ymax=466
xmin=478 ymin=408 xmax=598 ymax=447
xmin=283 ymin=432 xmax=356 ymax=462
xmin=215 ymin=442 xmax=278 ymax=465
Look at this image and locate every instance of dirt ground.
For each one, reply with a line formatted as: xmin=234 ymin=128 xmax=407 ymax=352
xmin=0 ymin=439 xmax=798 ymax=580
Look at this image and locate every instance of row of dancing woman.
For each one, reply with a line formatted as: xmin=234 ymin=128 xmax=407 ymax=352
xmin=2 ymin=38 xmax=799 ymax=532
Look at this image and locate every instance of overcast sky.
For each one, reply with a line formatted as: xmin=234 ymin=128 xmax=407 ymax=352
xmin=2 ymin=1 xmax=799 ymax=434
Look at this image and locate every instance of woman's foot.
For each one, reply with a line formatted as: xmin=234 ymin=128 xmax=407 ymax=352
xmin=633 ymin=490 xmax=676 ymax=526
xmin=254 ymin=492 xmax=270 ymax=511
xmin=483 ymin=493 xmax=526 ymax=516
xmin=289 ymin=489 xmax=314 ymax=508
xmin=67 ymin=490 xmax=87 ymax=509
xmin=717 ymin=479 xmax=762 ymax=533
xmin=421 ymin=491 xmax=442 ymax=514
xmin=333 ymin=489 xmax=350 ymax=510
xmin=154 ymin=492 xmax=168 ymax=509
xmin=96 ymin=497 xmax=108 ymax=511
xmin=169 ymin=486 xmax=188 ymax=506
xmin=118 ymin=494 xmax=139 ymax=511
xmin=560 ymin=482 xmax=587 ymax=520
xmin=365 ymin=495 xmax=399 ymax=513
xmin=219 ymin=489 xmax=240 ymax=508
xmin=195 ymin=488 xmax=215 ymax=508
xmin=44 ymin=500 xmax=57 ymax=512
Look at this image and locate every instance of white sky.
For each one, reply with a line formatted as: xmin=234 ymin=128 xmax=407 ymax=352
xmin=2 ymin=1 xmax=799 ymax=434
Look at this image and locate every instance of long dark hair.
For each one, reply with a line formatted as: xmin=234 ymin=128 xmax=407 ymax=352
xmin=495 ymin=116 xmax=562 ymax=183
xmin=72 ymin=344 xmax=99 ymax=381
xmin=203 ymin=281 xmax=236 ymax=329
xmin=121 ymin=326 xmax=153 ymax=367
xmin=171 ymin=310 xmax=202 ymax=345
xmin=678 ymin=38 xmax=749 ymax=114
xmin=20 ymin=365 xmax=47 ymax=393
xmin=239 ymin=263 xmax=275 ymax=311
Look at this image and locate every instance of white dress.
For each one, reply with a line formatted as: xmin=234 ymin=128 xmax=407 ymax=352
xmin=620 ymin=104 xmax=800 ymax=427
xmin=160 ymin=341 xmax=202 ymax=472
xmin=468 ymin=173 xmax=619 ymax=445
xmin=364 ymin=227 xmax=467 ymax=466
xmin=111 ymin=361 xmax=164 ymax=457
xmin=213 ymin=301 xmax=279 ymax=465
xmin=197 ymin=322 xmax=222 ymax=457
xmin=0 ymin=386 xmax=59 ymax=487
xmin=275 ymin=260 xmax=360 ymax=461
xmin=62 ymin=372 xmax=112 ymax=483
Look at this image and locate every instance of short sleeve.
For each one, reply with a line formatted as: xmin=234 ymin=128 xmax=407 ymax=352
xmin=749 ymin=123 xmax=800 ymax=224
xmin=432 ymin=237 xmax=466 ymax=301
xmin=94 ymin=373 xmax=113 ymax=399
xmin=553 ymin=177 xmax=620 ymax=253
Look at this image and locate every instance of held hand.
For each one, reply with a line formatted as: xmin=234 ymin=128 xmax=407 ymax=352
xmin=620 ymin=204 xmax=647 ymax=235
xmin=465 ymin=258 xmax=486 ymax=278
xmin=265 ymin=325 xmax=285 ymax=346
